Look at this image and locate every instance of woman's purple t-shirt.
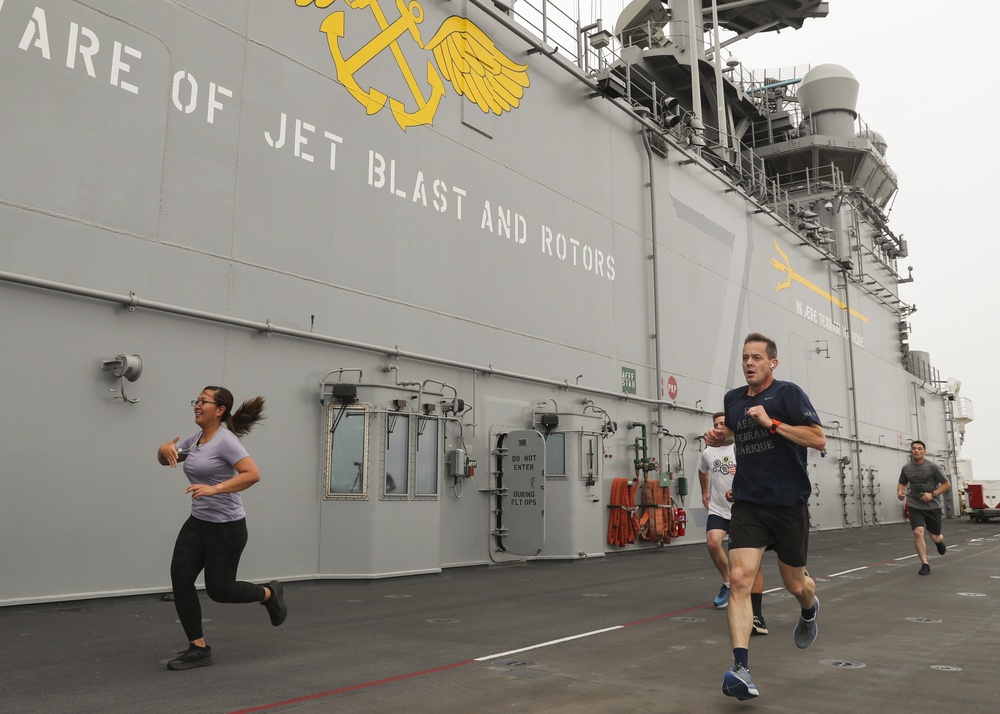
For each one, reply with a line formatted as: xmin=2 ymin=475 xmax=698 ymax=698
xmin=178 ymin=428 xmax=250 ymax=523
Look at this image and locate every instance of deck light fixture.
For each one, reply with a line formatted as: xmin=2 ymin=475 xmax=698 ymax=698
xmin=588 ymin=29 xmax=613 ymax=49
xmin=329 ymin=383 xmax=358 ymax=402
xmin=595 ymin=68 xmax=626 ymax=98
xmin=101 ymin=353 xmax=143 ymax=404
xmin=539 ymin=413 xmax=559 ymax=433
xmin=662 ymin=114 xmax=683 ymax=129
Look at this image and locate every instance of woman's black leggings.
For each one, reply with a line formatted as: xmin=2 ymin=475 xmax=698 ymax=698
xmin=170 ymin=516 xmax=266 ymax=641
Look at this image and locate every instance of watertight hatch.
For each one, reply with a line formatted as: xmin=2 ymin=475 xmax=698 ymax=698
xmin=498 ymin=429 xmax=546 ymax=556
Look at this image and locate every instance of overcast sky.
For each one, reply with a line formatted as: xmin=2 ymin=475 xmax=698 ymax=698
xmin=573 ymin=0 xmax=994 ymax=473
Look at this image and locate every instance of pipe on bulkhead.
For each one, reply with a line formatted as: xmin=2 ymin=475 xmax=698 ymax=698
xmin=840 ymin=265 xmax=865 ymax=527
xmin=421 ymin=379 xmax=458 ymax=403
xmin=709 ymin=0 xmax=728 ymax=155
xmin=683 ymin=0 xmax=703 ymax=124
xmin=640 ymin=124 xmax=667 ymax=474
xmin=836 ymin=456 xmax=851 ymax=526
xmin=0 ymin=269 xmax=713 ymax=419
xmin=630 ymin=421 xmax=649 ymax=469
xmin=911 ymin=382 xmax=923 ymax=441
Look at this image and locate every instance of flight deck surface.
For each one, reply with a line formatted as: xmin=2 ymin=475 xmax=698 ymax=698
xmin=3 ymin=521 xmax=998 ymax=713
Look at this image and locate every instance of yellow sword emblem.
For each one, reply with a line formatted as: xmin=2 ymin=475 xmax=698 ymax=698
xmin=769 ymin=238 xmax=869 ymax=324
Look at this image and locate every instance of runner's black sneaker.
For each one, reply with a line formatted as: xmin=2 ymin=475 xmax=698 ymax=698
xmin=261 ymin=580 xmax=288 ymax=627
xmin=262 ymin=580 xmax=287 ymax=626
xmin=167 ymin=643 xmax=212 ymax=670
xmin=751 ymin=614 xmax=768 ymax=636
xmin=936 ymin=540 xmax=947 ymax=555
xmin=918 ymin=563 xmax=930 ymax=575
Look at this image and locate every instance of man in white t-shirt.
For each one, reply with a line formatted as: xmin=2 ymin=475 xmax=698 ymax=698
xmin=699 ymin=412 xmax=766 ymax=634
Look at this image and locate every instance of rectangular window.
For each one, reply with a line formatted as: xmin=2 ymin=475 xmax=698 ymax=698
xmin=545 ymin=432 xmax=566 ymax=476
xmin=326 ymin=406 xmax=369 ymax=498
xmin=416 ymin=417 xmax=439 ymax=495
xmin=385 ymin=413 xmax=410 ymax=496
xmin=583 ymin=434 xmax=599 ymax=485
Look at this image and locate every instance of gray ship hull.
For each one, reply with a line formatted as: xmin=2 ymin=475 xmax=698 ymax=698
xmin=0 ymin=0 xmax=971 ymax=606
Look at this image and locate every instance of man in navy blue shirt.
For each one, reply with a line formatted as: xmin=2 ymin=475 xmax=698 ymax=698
xmin=705 ymin=333 xmax=826 ymax=701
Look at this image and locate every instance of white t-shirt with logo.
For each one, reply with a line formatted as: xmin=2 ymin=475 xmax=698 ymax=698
xmin=699 ymin=444 xmax=736 ymax=519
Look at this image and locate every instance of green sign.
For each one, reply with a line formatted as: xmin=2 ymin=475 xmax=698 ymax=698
xmin=621 ymin=367 xmax=637 ymax=395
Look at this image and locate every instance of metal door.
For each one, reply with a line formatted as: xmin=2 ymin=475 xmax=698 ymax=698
xmin=496 ymin=429 xmax=546 ymax=556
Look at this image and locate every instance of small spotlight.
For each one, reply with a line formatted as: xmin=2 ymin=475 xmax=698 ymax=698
xmin=661 ymin=96 xmax=680 ymax=113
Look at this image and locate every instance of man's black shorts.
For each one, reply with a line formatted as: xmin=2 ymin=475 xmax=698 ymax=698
xmin=729 ymin=500 xmax=809 ymax=568
xmin=909 ymin=507 xmax=943 ymax=535
xmin=706 ymin=514 xmax=730 ymax=533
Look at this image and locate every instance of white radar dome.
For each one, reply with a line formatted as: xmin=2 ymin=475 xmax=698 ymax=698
xmin=797 ymin=64 xmax=859 ymax=137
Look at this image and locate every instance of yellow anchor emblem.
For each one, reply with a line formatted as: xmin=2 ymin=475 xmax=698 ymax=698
xmin=769 ymin=238 xmax=869 ymax=324
xmin=295 ymin=0 xmax=530 ymax=130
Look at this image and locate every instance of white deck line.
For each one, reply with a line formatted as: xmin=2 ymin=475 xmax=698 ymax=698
xmin=474 ymin=626 xmax=625 ymax=661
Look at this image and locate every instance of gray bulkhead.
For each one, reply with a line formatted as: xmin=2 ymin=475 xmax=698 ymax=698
xmin=0 ymin=0 xmax=960 ymax=605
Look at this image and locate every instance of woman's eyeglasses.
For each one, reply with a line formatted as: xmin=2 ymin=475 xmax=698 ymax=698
xmin=191 ymin=399 xmax=218 ymax=407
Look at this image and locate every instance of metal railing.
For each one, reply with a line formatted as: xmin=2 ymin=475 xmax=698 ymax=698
xmin=502 ymin=1 xmax=910 ymax=314
xmin=904 ymin=353 xmax=940 ymax=384
xmin=956 ymin=397 xmax=974 ymax=424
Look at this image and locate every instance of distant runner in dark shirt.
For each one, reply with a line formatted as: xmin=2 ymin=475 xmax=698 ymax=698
xmin=897 ymin=439 xmax=950 ymax=575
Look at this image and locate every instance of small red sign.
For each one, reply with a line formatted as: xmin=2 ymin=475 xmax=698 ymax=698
xmin=666 ymin=376 xmax=678 ymax=400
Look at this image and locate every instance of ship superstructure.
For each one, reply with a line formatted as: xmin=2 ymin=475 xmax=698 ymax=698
xmin=0 ymin=0 xmax=973 ymax=605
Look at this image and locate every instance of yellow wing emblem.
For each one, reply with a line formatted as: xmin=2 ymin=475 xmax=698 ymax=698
xmin=424 ymin=16 xmax=530 ymax=115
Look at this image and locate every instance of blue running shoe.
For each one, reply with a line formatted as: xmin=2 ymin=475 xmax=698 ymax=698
xmin=713 ymin=583 xmax=730 ymax=608
xmin=722 ymin=663 xmax=759 ymax=700
xmin=793 ymin=596 xmax=819 ymax=649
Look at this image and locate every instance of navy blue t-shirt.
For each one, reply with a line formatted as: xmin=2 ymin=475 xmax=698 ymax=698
xmin=724 ymin=379 xmax=821 ymax=507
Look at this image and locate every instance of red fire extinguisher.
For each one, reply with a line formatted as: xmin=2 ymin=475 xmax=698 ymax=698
xmin=670 ymin=502 xmax=687 ymax=537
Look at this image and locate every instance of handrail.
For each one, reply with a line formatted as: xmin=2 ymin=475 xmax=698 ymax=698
xmin=0 ymin=269 xmax=713 ymax=417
